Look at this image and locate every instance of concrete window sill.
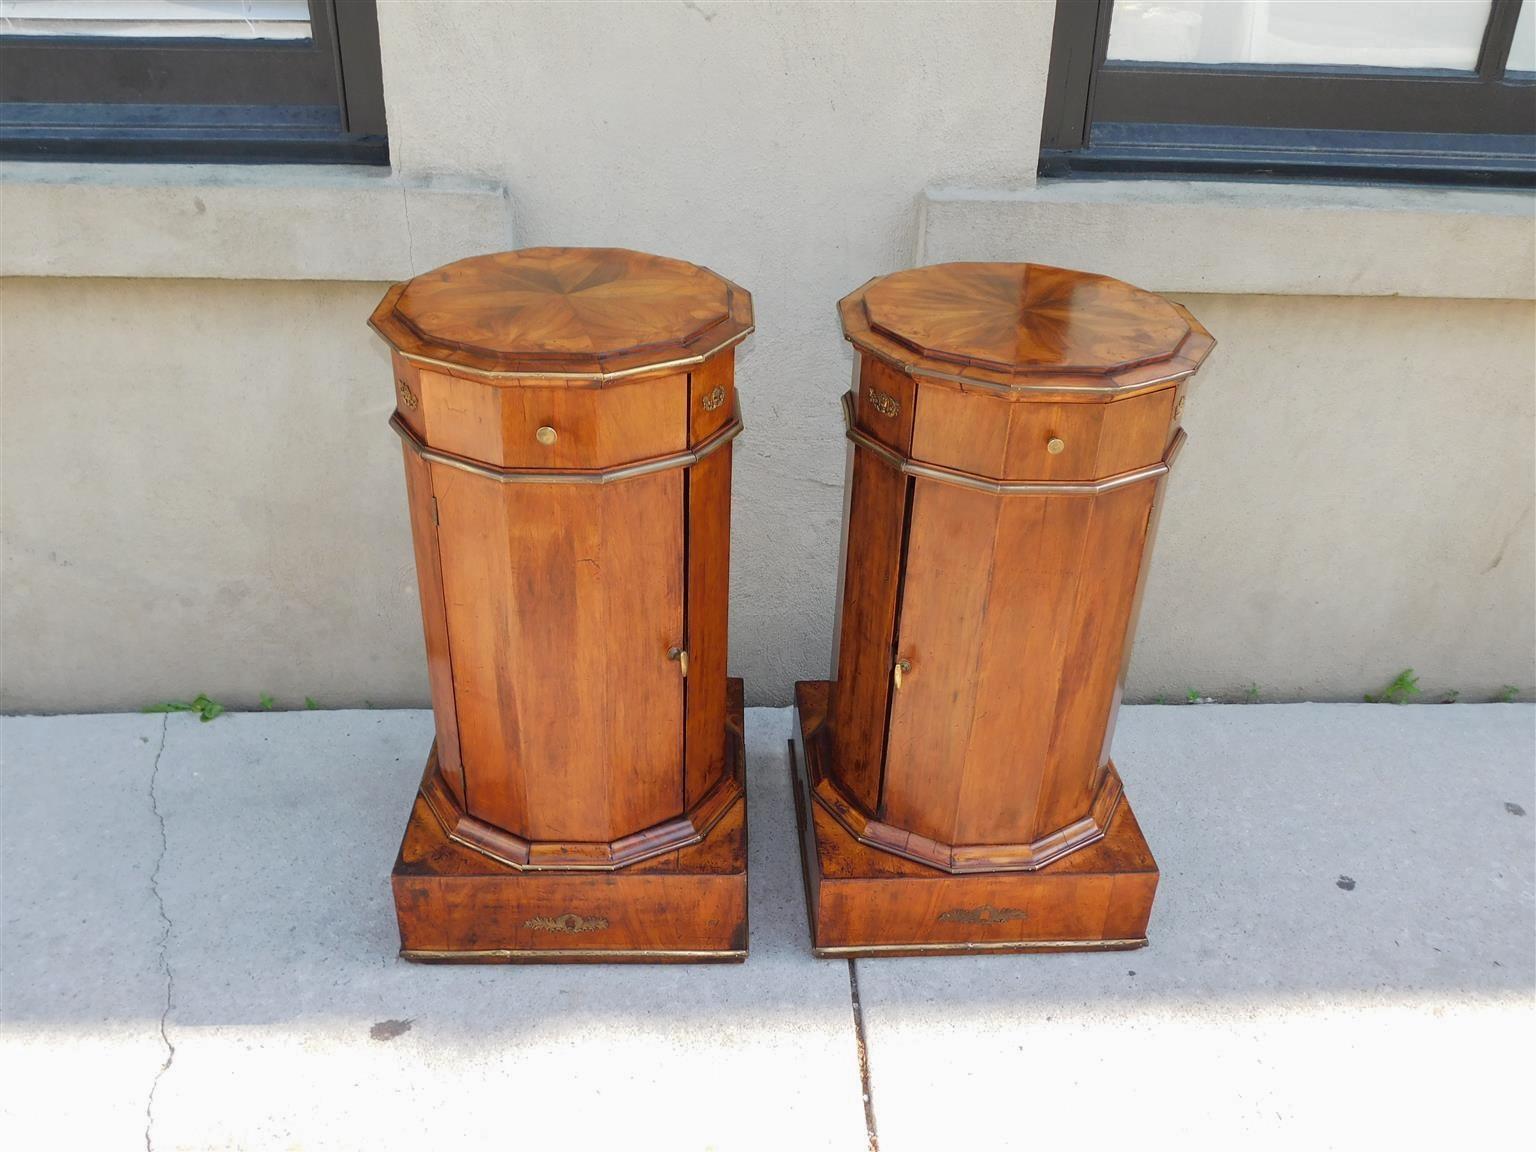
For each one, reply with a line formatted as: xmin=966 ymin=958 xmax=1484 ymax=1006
xmin=0 ymin=162 xmax=513 ymax=281
xmin=919 ymin=180 xmax=1536 ymax=300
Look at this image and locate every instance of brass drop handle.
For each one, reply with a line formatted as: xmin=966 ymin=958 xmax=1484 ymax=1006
xmin=535 ymin=425 xmax=558 ymax=445
xmin=893 ymin=657 xmax=911 ymax=690
xmin=1046 ymin=437 xmax=1065 ymax=455
xmin=668 ymin=646 xmax=689 ymax=677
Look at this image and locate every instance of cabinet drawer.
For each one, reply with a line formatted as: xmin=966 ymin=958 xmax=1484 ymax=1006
xmin=417 ymin=370 xmax=689 ymax=471
xmin=910 ymin=382 xmax=1177 ymax=483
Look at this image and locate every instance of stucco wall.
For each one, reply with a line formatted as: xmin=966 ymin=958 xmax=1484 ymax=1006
xmin=2 ymin=2 xmax=1533 ymax=710
xmin=4 ymin=280 xmax=1531 ymax=710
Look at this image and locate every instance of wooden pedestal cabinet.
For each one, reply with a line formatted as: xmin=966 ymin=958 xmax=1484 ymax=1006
xmin=369 ymin=248 xmax=753 ymax=963
xmin=794 ymin=263 xmax=1215 ymax=956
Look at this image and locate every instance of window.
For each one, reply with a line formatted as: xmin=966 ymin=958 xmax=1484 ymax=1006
xmin=1041 ymin=0 xmax=1536 ymax=185
xmin=0 ymin=0 xmax=386 ymax=164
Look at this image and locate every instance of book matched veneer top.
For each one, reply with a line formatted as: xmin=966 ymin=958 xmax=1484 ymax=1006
xmin=371 ymin=247 xmax=754 ymax=381
xmin=840 ymin=262 xmax=1215 ymax=396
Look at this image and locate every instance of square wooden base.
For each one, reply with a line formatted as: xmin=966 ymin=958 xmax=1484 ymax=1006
xmin=792 ymin=680 xmax=1157 ymax=958
xmin=390 ymin=681 xmax=748 ymax=964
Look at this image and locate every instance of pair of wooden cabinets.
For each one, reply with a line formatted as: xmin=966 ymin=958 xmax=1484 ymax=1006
xmin=370 ymin=249 xmax=1214 ymax=962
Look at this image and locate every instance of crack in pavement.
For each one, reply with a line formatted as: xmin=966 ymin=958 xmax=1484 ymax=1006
xmin=847 ymin=961 xmax=879 ymax=1151
xmin=144 ymin=715 xmax=175 ymax=1152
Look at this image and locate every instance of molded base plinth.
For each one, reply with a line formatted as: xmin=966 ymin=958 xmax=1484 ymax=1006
xmin=792 ymin=681 xmax=1157 ymax=958
xmin=390 ymin=681 xmax=748 ymax=964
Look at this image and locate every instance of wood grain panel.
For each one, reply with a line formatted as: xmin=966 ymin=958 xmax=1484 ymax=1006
xmin=497 ymin=375 xmax=687 ymax=470
xmin=1032 ymin=482 xmax=1157 ymax=838
xmin=880 ymin=478 xmax=1000 ymax=842
xmin=1002 ymin=400 xmax=1105 ymax=480
xmin=860 ymin=263 xmax=1189 ymax=376
xmin=911 ymin=386 xmax=1176 ymax=482
xmin=421 ymin=369 xmax=503 ymax=463
xmin=371 ymin=247 xmax=752 ymax=380
xmin=430 ymin=466 xmax=683 ymax=842
xmin=599 ymin=472 xmax=687 ymax=835
xmin=393 ymin=784 xmax=747 ymax=960
xmin=400 ymin=445 xmax=463 ymax=804
xmin=855 ymin=354 xmax=916 ymax=453
xmin=392 ymin=682 xmax=748 ymax=962
xmin=951 ymin=494 xmax=1096 ymax=844
xmin=909 ymin=382 xmax=1007 ymax=477
xmin=1093 ymin=386 xmax=1177 ymax=476
xmin=391 ymin=352 xmax=427 ymax=442
xmin=838 ymin=262 xmax=1209 ymax=397
xmin=418 ymin=371 xmax=688 ymax=471
xmin=1098 ymin=471 xmax=1172 ymax=775
xmin=828 ymin=446 xmax=908 ymax=815
xmin=689 ymin=349 xmax=735 ymax=443
xmin=684 ymin=443 xmax=732 ymax=807
xmin=793 ymin=682 xmax=1158 ymax=956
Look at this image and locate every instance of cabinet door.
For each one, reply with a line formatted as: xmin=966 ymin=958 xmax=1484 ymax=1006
xmin=882 ymin=478 xmax=1156 ymax=848
xmin=880 ymin=478 xmax=1001 ymax=845
xmin=431 ymin=466 xmax=685 ymax=843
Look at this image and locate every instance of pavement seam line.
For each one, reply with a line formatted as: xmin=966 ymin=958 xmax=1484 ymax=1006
xmin=145 ymin=715 xmax=175 ymax=1152
xmin=847 ymin=960 xmax=880 ymax=1151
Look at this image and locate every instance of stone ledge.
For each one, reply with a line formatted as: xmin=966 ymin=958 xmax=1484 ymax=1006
xmin=0 ymin=163 xmax=513 ymax=281
xmin=920 ymin=180 xmax=1536 ymax=300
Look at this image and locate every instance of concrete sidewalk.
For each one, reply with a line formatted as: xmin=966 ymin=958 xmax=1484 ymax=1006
xmin=2 ymin=704 xmax=1532 ymax=1151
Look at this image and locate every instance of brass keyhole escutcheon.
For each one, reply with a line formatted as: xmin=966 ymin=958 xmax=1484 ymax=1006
xmin=893 ymin=657 xmax=911 ymax=690
xmin=668 ymin=646 xmax=689 ymax=677
xmin=535 ymin=425 xmax=558 ymax=446
xmin=1046 ymin=437 xmax=1065 ymax=455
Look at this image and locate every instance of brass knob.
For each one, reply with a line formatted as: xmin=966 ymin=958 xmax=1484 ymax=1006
xmin=1046 ymin=437 xmax=1065 ymax=455
xmin=667 ymin=646 xmax=689 ymax=677
xmin=535 ymin=425 xmax=558 ymax=446
xmin=893 ymin=657 xmax=911 ymax=690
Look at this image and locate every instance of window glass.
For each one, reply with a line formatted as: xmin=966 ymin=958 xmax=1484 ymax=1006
xmin=1508 ymin=1 xmax=1535 ymax=73
xmin=1107 ymin=0 xmax=1493 ymax=71
xmin=0 ymin=0 xmax=312 ymax=41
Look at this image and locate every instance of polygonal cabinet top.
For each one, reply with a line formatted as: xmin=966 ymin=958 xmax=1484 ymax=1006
xmin=840 ymin=263 xmax=1214 ymax=395
xmin=371 ymin=247 xmax=754 ymax=381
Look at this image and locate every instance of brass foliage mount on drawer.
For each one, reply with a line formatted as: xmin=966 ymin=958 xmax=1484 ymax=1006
xmin=397 ymin=379 xmax=419 ymax=410
xmin=701 ymin=384 xmax=727 ymax=412
xmin=866 ymin=387 xmax=900 ymax=418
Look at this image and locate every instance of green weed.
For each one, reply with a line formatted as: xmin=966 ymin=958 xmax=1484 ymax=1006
xmin=143 ymin=694 xmax=225 ymax=722
xmin=1364 ymin=669 xmax=1419 ymax=705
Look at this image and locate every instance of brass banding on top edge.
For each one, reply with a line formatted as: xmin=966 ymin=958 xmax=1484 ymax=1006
xmin=846 ymin=336 xmax=1195 ymax=397
xmin=391 ymin=400 xmax=743 ymax=485
xmin=374 ymin=324 xmax=755 ymax=383
xmin=843 ymin=391 xmax=1184 ymax=495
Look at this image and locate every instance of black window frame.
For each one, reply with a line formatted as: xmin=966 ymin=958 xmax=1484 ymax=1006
xmin=1041 ymin=0 xmax=1536 ymax=187
xmin=0 ymin=0 xmax=387 ymax=165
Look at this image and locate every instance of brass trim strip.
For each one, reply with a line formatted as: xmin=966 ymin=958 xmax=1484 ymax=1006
xmin=392 ymin=400 xmax=743 ymax=485
xmin=422 ymin=727 xmax=745 ymax=872
xmin=848 ymin=338 xmax=1194 ymax=397
xmin=379 ymin=325 xmax=754 ymax=383
xmin=813 ymin=938 xmax=1146 ymax=957
xmin=401 ymin=948 xmax=748 ymax=962
xmin=443 ymin=831 xmax=681 ymax=873
xmin=843 ymin=391 xmax=1185 ymax=495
